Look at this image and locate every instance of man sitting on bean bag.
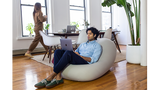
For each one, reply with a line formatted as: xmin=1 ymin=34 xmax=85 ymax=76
xmin=34 ymin=27 xmax=102 ymax=89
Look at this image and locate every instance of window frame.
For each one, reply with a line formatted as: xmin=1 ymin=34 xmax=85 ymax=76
xmin=102 ymin=5 xmax=112 ymax=29
xmin=20 ymin=0 xmax=48 ymax=37
xmin=69 ymin=0 xmax=87 ymax=29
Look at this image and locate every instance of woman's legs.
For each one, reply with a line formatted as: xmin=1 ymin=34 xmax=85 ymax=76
xmin=25 ymin=30 xmax=48 ymax=57
xmin=25 ymin=32 xmax=41 ymax=57
xmin=28 ymin=30 xmax=42 ymax=52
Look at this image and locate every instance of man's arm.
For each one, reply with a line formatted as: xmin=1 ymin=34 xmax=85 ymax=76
xmin=74 ymin=52 xmax=91 ymax=62
xmin=81 ymin=56 xmax=91 ymax=62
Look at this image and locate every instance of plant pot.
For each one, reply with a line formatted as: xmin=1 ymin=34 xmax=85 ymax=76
xmin=29 ymin=33 xmax=32 ymax=37
xmin=44 ymin=30 xmax=48 ymax=34
xmin=126 ymin=44 xmax=141 ymax=64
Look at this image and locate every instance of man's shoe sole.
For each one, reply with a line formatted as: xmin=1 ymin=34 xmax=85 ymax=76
xmin=34 ymin=85 xmax=45 ymax=89
xmin=46 ymin=82 xmax=64 ymax=89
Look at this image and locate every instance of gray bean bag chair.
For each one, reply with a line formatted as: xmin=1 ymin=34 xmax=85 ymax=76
xmin=62 ymin=38 xmax=116 ymax=81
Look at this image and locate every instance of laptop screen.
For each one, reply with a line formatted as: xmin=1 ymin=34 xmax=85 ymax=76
xmin=60 ymin=38 xmax=73 ymax=51
xmin=67 ymin=25 xmax=76 ymax=33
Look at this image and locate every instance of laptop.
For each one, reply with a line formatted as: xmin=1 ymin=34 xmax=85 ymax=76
xmin=60 ymin=38 xmax=73 ymax=51
xmin=66 ymin=25 xmax=76 ymax=33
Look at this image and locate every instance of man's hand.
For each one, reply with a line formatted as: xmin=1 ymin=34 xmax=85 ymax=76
xmin=74 ymin=51 xmax=80 ymax=56
xmin=74 ymin=51 xmax=91 ymax=62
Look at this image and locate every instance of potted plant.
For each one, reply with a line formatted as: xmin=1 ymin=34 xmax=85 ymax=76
xmin=71 ymin=21 xmax=80 ymax=33
xmin=43 ymin=23 xmax=50 ymax=34
xmin=82 ymin=20 xmax=90 ymax=29
xmin=102 ymin=0 xmax=141 ymax=64
xmin=26 ymin=23 xmax=34 ymax=37
xmin=71 ymin=21 xmax=79 ymax=29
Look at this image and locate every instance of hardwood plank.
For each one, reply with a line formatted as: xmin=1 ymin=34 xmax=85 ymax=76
xmin=13 ymin=45 xmax=147 ymax=90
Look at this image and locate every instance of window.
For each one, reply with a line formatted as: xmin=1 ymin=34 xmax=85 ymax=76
xmin=69 ymin=0 xmax=87 ymax=30
xmin=20 ymin=0 xmax=47 ymax=37
xmin=101 ymin=1 xmax=112 ymax=30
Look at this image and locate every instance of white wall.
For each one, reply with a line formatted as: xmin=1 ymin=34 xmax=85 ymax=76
xmin=147 ymin=0 xmax=150 ymax=66
xmin=52 ymin=0 xmax=70 ymax=32
xmin=115 ymin=7 xmax=129 ymax=45
xmin=89 ymin=0 xmax=102 ymax=30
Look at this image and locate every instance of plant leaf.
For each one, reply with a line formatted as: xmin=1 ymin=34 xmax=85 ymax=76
xmin=70 ymin=21 xmax=79 ymax=29
xmin=102 ymin=0 xmax=116 ymax=7
xmin=117 ymin=0 xmax=125 ymax=7
xmin=26 ymin=23 xmax=34 ymax=34
xmin=126 ymin=2 xmax=134 ymax=17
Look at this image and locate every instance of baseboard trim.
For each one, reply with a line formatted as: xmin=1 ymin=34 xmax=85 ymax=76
xmin=119 ymin=44 xmax=127 ymax=46
xmin=13 ymin=48 xmax=46 ymax=56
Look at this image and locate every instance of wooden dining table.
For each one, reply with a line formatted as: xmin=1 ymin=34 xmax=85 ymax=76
xmin=48 ymin=32 xmax=79 ymax=38
xmin=48 ymin=30 xmax=121 ymax=53
xmin=99 ymin=30 xmax=121 ymax=53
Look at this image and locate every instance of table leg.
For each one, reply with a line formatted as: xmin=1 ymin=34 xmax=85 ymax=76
xmin=65 ymin=35 xmax=67 ymax=38
xmin=112 ymin=32 xmax=121 ymax=53
xmin=99 ymin=33 xmax=102 ymax=38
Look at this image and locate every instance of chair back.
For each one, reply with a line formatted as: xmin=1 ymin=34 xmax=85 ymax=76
xmin=39 ymin=31 xmax=61 ymax=46
xmin=103 ymin=28 xmax=112 ymax=39
xmin=77 ymin=29 xmax=88 ymax=44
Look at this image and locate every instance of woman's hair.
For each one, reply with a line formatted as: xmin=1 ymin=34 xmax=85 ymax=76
xmin=86 ymin=27 xmax=99 ymax=40
xmin=33 ymin=2 xmax=41 ymax=17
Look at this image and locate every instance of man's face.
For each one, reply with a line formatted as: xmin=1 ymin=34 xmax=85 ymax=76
xmin=87 ymin=30 xmax=96 ymax=41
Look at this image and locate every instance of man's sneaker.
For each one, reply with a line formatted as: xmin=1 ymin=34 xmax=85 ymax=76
xmin=34 ymin=79 xmax=51 ymax=89
xmin=46 ymin=78 xmax=64 ymax=89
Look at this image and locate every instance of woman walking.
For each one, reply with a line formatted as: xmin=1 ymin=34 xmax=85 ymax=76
xmin=25 ymin=2 xmax=48 ymax=58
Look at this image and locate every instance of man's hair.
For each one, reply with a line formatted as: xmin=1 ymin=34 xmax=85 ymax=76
xmin=86 ymin=27 xmax=99 ymax=40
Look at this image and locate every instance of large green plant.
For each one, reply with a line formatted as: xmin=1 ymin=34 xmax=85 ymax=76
xmin=102 ymin=0 xmax=140 ymax=45
xmin=133 ymin=0 xmax=140 ymax=45
xmin=26 ymin=23 xmax=34 ymax=34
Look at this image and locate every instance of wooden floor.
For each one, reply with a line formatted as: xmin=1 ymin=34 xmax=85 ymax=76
xmin=13 ymin=45 xmax=147 ymax=90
